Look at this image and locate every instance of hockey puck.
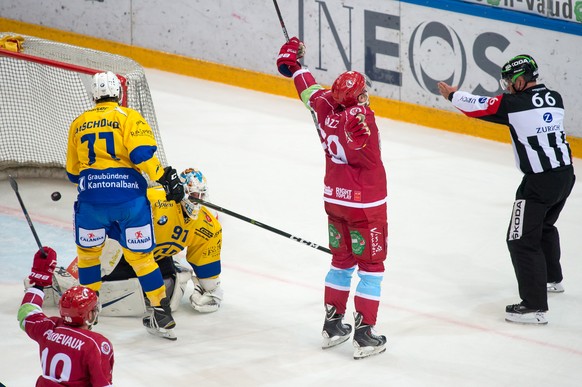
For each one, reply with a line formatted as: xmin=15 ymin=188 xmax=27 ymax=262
xmin=51 ymin=191 xmax=62 ymax=201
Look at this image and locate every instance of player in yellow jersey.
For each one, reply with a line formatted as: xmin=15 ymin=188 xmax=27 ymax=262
xmin=101 ymin=167 xmax=223 ymax=313
xmin=65 ymin=71 xmax=184 ymax=340
xmin=43 ymin=167 xmax=223 ymax=316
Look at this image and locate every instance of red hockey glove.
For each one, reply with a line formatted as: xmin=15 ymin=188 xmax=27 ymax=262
xmin=345 ymin=113 xmax=370 ymax=150
xmin=157 ymin=166 xmax=185 ymax=203
xmin=277 ymin=37 xmax=305 ymax=77
xmin=29 ymin=247 xmax=57 ymax=287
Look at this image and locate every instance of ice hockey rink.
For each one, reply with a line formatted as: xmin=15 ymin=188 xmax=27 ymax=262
xmin=1 ymin=69 xmax=581 ymax=386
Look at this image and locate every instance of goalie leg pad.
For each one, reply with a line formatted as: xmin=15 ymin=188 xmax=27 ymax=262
xmin=168 ymin=263 xmax=193 ymax=312
xmin=99 ymin=278 xmax=147 ymax=317
xmin=189 ymin=276 xmax=223 ymax=313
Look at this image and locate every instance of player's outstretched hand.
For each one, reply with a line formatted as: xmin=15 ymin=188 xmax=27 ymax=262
xmin=29 ymin=247 xmax=57 ymax=288
xmin=277 ymin=37 xmax=305 ymax=78
xmin=437 ymin=82 xmax=458 ymax=100
xmin=345 ymin=113 xmax=370 ymax=150
xmin=158 ymin=166 xmax=185 ymax=203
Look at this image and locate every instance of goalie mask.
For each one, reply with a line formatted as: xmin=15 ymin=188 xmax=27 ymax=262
xmin=180 ymin=168 xmax=208 ymax=220
xmin=59 ymin=286 xmax=100 ymax=327
xmin=92 ymin=71 xmax=122 ymax=102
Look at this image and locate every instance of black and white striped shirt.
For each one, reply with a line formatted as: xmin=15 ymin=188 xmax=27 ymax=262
xmin=450 ymin=84 xmax=572 ymax=174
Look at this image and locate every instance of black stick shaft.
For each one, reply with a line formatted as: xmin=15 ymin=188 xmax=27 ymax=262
xmin=272 ymin=0 xmax=331 ymax=254
xmin=272 ymin=0 xmax=323 ymax=144
xmin=273 ymin=0 xmax=290 ymax=42
xmin=193 ymin=198 xmax=331 ymax=254
xmin=8 ymin=176 xmax=47 ymax=257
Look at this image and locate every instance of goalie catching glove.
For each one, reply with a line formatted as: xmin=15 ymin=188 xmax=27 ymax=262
xmin=277 ymin=37 xmax=305 ymax=77
xmin=29 ymin=247 xmax=57 ymax=288
xmin=157 ymin=166 xmax=185 ymax=203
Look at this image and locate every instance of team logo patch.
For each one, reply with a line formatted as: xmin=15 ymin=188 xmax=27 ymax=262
xmin=328 ymin=224 xmax=341 ymax=248
xmin=78 ymin=227 xmax=106 ymax=247
xmin=78 ymin=176 xmax=86 ymax=191
xmin=125 ymin=225 xmax=153 ymax=250
xmin=350 ymin=230 xmax=366 ymax=255
xmin=101 ymin=341 xmax=112 ymax=355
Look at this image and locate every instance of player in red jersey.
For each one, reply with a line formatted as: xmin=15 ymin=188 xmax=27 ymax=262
xmin=18 ymin=247 xmax=114 ymax=386
xmin=277 ymin=37 xmax=388 ymax=359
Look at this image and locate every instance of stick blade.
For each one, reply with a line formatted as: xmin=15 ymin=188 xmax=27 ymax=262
xmin=8 ymin=175 xmax=18 ymax=192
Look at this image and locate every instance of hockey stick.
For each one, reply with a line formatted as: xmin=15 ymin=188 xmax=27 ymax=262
xmin=8 ymin=175 xmax=47 ymax=257
xmin=273 ymin=0 xmax=290 ymax=43
xmin=272 ymin=0 xmax=325 ymax=141
xmin=192 ymin=197 xmax=331 ymax=254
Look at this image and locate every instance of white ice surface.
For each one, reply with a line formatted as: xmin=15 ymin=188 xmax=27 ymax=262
xmin=1 ymin=69 xmax=581 ymax=386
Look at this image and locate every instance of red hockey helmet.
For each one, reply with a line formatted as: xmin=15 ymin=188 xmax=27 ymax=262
xmin=331 ymin=71 xmax=368 ymax=107
xmin=59 ymin=286 xmax=99 ymax=326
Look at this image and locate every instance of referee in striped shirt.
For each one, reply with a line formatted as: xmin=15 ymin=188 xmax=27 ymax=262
xmin=438 ymin=54 xmax=575 ymax=325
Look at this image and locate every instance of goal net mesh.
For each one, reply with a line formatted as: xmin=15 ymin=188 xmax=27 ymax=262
xmin=0 ymin=32 xmax=167 ymax=180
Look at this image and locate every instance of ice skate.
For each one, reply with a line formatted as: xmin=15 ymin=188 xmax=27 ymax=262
xmin=352 ymin=312 xmax=386 ymax=359
xmin=143 ymin=298 xmax=177 ymax=340
xmin=547 ymin=282 xmax=564 ymax=293
xmin=321 ymin=304 xmax=352 ymax=349
xmin=505 ymin=303 xmax=547 ymax=325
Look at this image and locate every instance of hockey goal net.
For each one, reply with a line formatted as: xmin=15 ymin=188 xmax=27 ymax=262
xmin=0 ymin=32 xmax=167 ymax=180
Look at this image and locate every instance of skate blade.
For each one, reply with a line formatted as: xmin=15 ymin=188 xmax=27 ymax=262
xmin=322 ymin=333 xmax=350 ymax=349
xmin=504 ymin=317 xmax=548 ymax=325
xmin=353 ymin=344 xmax=386 ymax=359
xmin=146 ymin=327 xmax=177 ymax=341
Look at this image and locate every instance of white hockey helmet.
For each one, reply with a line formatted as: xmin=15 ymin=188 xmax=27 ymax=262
xmin=92 ymin=71 xmax=122 ymax=101
xmin=180 ymin=168 xmax=208 ymax=220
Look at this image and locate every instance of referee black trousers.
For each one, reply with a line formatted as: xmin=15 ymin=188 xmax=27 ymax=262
xmin=506 ymin=165 xmax=575 ymax=310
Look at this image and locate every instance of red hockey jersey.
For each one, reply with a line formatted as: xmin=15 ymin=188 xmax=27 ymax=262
xmin=293 ymin=69 xmax=387 ymax=208
xmin=18 ymin=288 xmax=114 ymax=387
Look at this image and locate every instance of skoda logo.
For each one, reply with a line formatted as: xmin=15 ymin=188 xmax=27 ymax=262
xmin=409 ymin=21 xmax=466 ymax=95
xmin=543 ymin=113 xmax=553 ymax=123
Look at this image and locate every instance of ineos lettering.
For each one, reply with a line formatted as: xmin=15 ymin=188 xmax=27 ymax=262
xmin=408 ymin=21 xmax=509 ymax=95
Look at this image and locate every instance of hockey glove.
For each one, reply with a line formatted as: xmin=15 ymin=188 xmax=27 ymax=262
xmin=29 ymin=247 xmax=57 ymax=288
xmin=277 ymin=37 xmax=305 ymax=77
xmin=158 ymin=166 xmax=185 ymax=203
xmin=345 ymin=113 xmax=370 ymax=150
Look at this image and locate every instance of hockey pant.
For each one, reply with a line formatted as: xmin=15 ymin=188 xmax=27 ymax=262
xmin=324 ymin=202 xmax=387 ymax=326
xmin=506 ymin=165 xmax=575 ymax=310
xmin=74 ymin=197 xmax=167 ymax=306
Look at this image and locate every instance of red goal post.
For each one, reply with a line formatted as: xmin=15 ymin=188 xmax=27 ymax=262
xmin=0 ymin=32 xmax=167 ymax=180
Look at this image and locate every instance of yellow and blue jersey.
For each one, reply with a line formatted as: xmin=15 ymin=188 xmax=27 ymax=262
xmin=148 ymin=187 xmax=222 ymax=279
xmin=66 ymin=101 xmax=164 ymax=203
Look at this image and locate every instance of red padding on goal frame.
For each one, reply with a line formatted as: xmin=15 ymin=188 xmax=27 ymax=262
xmin=0 ymin=47 xmax=128 ymax=106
